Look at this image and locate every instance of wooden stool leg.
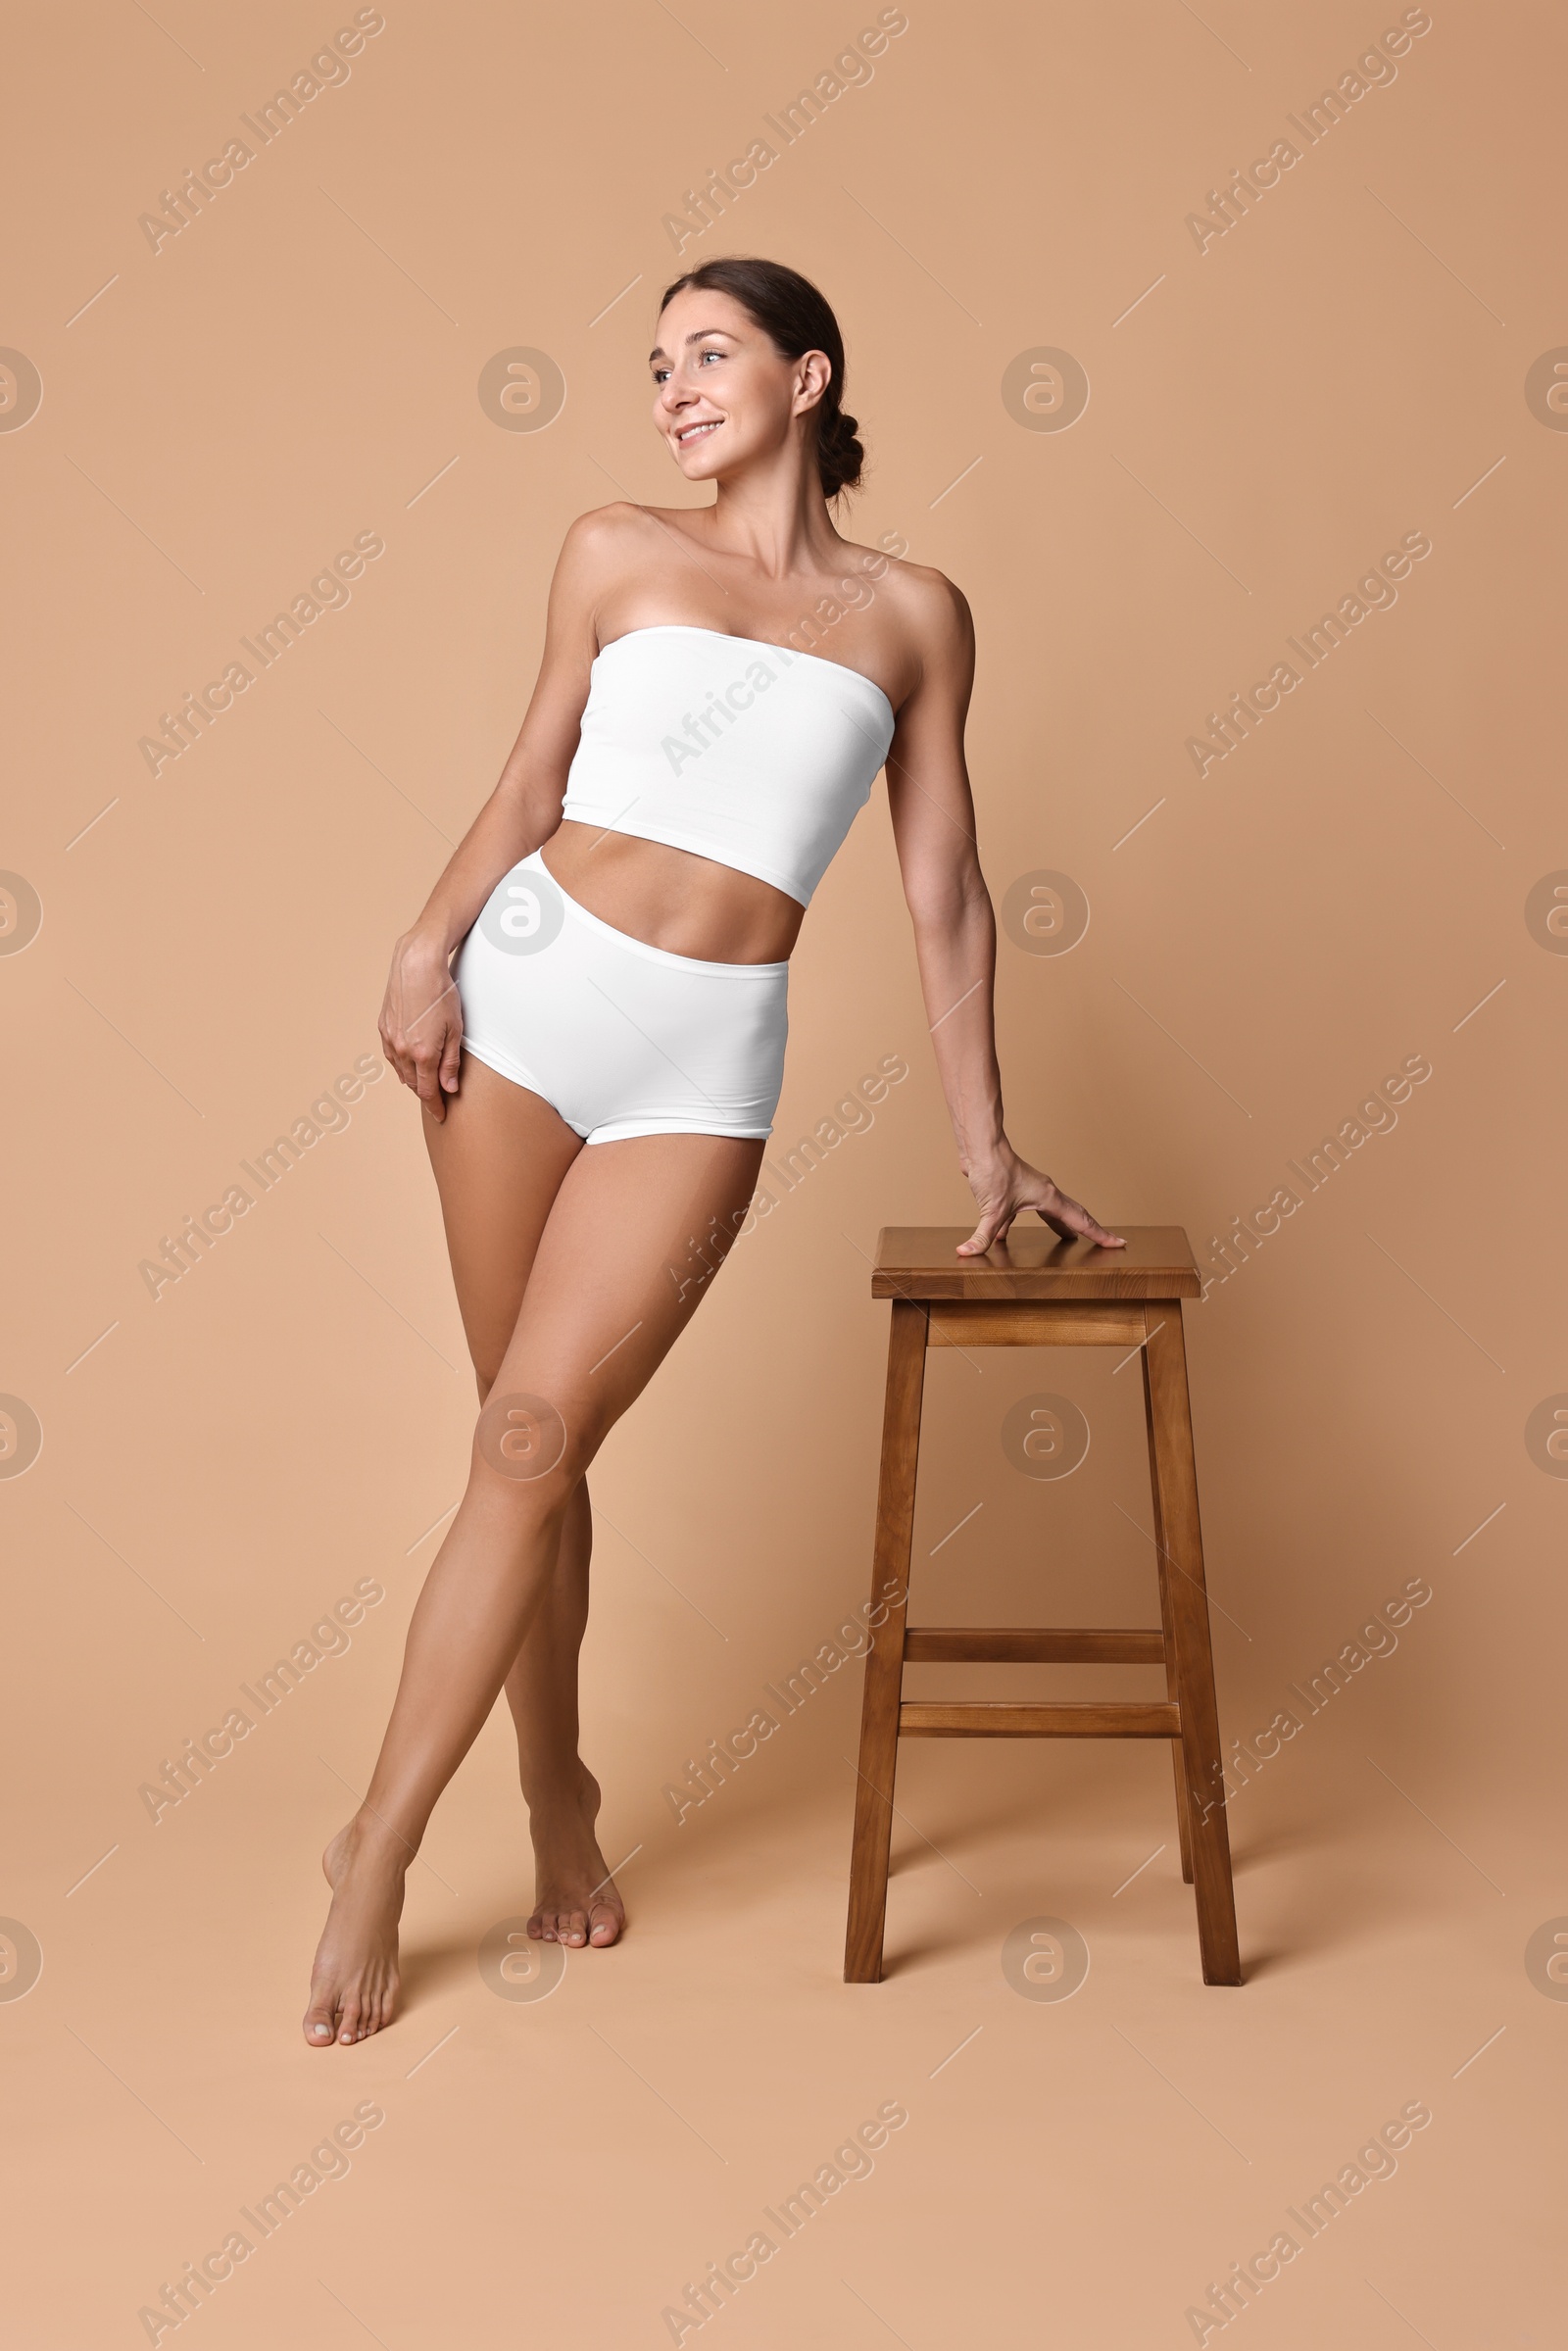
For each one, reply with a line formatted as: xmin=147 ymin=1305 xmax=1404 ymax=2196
xmin=1142 ymin=1306 xmax=1242 ymax=1985
xmin=1141 ymin=1342 xmax=1194 ymax=1886
xmin=844 ymin=1299 xmax=927 ymax=1983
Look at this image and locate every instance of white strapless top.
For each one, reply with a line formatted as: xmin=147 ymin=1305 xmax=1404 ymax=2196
xmin=558 ymin=625 xmax=897 ymax=906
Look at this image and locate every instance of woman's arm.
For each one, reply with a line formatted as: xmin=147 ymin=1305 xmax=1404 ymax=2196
xmin=378 ymin=511 xmax=611 ymax=1119
xmin=883 ymin=573 xmax=1124 ymax=1256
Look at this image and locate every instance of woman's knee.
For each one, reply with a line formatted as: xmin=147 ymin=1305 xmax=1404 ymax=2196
xmin=471 ymin=1384 xmax=606 ymax=1494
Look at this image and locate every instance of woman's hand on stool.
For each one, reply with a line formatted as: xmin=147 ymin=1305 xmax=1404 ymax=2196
xmin=956 ymin=1148 xmax=1126 ymax=1255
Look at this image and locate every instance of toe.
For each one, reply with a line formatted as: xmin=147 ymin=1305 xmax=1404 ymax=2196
xmin=337 ymin=1998 xmax=362 ymax=2045
xmin=588 ymin=1903 xmax=620 ymax=1947
xmin=561 ymin=1910 xmax=588 ymax=1947
xmin=304 ymin=1996 xmax=338 ymax=2046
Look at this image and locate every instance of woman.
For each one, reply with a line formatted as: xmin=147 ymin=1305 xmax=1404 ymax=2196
xmin=305 ymin=256 xmax=1123 ymax=2046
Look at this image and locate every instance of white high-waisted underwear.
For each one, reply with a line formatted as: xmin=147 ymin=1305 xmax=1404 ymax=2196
xmin=454 ymin=851 xmax=789 ymax=1145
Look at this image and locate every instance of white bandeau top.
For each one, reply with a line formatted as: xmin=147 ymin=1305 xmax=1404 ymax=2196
xmin=558 ymin=625 xmax=897 ymax=907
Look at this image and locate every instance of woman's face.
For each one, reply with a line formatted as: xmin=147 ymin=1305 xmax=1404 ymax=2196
xmin=649 ymin=287 xmax=828 ymax=485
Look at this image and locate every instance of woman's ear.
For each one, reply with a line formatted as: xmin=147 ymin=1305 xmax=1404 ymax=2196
xmin=793 ymin=350 xmax=832 ymax=416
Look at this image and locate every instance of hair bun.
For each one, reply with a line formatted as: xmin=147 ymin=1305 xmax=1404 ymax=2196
xmin=819 ymin=406 xmax=864 ymax=501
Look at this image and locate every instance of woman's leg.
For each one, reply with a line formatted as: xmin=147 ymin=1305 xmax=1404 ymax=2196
xmin=304 ymin=1111 xmax=762 ymax=2044
xmin=425 ymin=1053 xmax=586 ymax=1392
xmin=500 ymin=1487 xmax=618 ymax=1950
xmin=418 ymin=1059 xmax=613 ymax=1947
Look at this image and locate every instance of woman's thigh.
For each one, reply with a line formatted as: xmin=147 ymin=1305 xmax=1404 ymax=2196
xmin=423 ymin=1053 xmax=585 ymax=1391
xmin=484 ymin=1129 xmax=764 ymax=1472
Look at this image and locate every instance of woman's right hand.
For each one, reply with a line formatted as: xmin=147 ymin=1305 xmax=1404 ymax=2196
xmin=379 ymin=928 xmax=464 ymax=1120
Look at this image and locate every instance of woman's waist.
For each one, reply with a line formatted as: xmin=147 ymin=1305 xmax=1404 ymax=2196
xmin=538 ymin=822 xmax=805 ymax=966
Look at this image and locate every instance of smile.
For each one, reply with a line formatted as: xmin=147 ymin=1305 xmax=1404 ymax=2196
xmin=677 ymin=419 xmax=721 ymax=445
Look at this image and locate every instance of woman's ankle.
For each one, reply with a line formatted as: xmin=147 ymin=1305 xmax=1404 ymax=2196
xmin=521 ymin=1758 xmax=598 ymax=1816
xmin=336 ymin=1806 xmax=418 ymax=1875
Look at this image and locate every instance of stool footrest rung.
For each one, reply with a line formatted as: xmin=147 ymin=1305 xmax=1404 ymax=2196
xmin=928 ymin=1301 xmax=1149 ymax=1346
xmin=899 ymin=1699 xmax=1181 ymax=1738
xmin=904 ymin=1626 xmax=1165 ymax=1664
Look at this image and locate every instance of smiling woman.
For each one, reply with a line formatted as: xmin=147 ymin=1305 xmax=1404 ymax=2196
xmin=650 ymin=254 xmax=869 ymax=509
xmin=303 ymin=252 xmax=1123 ymax=2049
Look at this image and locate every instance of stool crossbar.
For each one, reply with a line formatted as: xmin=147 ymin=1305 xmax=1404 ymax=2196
xmin=844 ymin=1226 xmax=1242 ymax=1986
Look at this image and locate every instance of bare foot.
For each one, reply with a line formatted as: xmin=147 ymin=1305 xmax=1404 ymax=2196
xmin=526 ymin=1766 xmax=624 ymax=1950
xmin=303 ymin=1816 xmax=408 ymax=2046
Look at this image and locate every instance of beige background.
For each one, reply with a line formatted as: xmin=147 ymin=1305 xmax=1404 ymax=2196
xmin=4 ymin=1 xmax=1563 ymax=2342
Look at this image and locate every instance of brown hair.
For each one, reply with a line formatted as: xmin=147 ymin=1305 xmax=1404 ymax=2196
xmin=657 ymin=256 xmax=865 ymax=502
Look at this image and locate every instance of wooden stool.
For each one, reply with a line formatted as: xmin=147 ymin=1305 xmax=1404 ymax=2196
xmin=844 ymin=1226 xmax=1242 ymax=1986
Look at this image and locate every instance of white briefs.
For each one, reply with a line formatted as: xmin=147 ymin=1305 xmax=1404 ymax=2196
xmin=455 ymin=853 xmax=789 ymax=1145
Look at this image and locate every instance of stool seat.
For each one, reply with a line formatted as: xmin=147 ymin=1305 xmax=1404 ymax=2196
xmin=872 ymin=1224 xmax=1201 ymax=1299
xmin=844 ymin=1221 xmax=1243 ymax=1986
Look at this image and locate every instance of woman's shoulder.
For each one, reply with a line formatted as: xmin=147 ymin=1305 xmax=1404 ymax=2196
xmin=845 ymin=539 xmax=973 ymax=673
xmin=556 ymin=501 xmax=710 ymax=608
xmin=549 ymin=503 xmax=678 ymax=630
xmin=846 ymin=533 xmax=968 ymax=612
xmin=559 ymin=500 xmax=665 ymax=558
